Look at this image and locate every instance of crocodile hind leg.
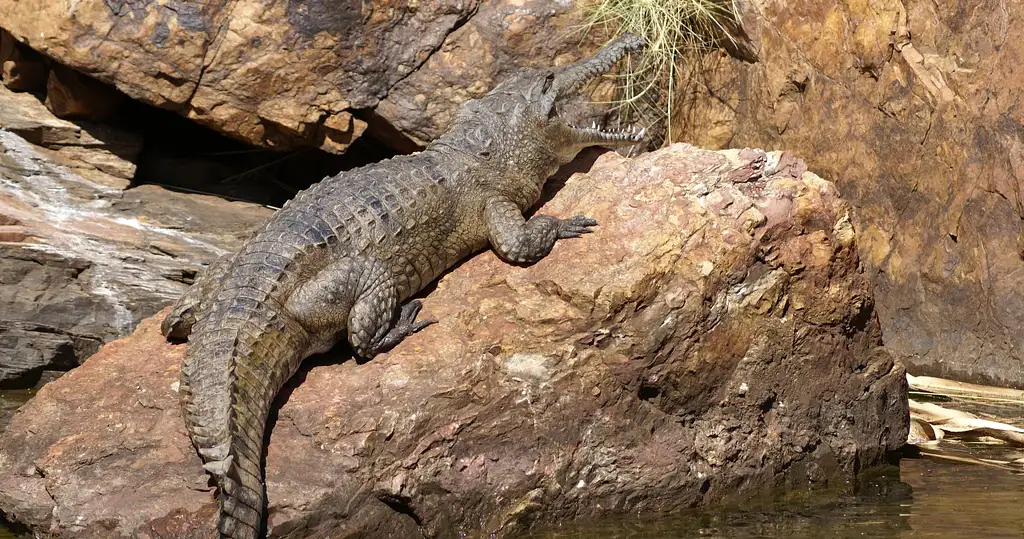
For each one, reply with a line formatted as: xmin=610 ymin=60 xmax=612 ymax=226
xmin=162 ymin=253 xmax=235 ymax=340
xmin=287 ymin=257 xmax=435 ymax=359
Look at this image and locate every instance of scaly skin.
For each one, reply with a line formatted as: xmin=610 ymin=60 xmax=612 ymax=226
xmin=161 ymin=34 xmax=646 ymax=539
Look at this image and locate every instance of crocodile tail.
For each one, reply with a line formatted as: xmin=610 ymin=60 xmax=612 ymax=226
xmin=180 ymin=293 xmax=310 ymax=539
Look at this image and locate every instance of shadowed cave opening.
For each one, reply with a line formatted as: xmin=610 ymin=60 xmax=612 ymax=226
xmin=119 ymin=101 xmax=402 ymax=208
xmin=1 ymin=22 xmax=407 ymax=208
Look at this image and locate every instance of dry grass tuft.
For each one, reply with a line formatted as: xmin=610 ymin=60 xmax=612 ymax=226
xmin=574 ymin=0 xmax=739 ymax=145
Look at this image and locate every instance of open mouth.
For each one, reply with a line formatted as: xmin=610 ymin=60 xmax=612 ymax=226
xmin=567 ymin=121 xmax=646 ymax=144
xmin=554 ymin=33 xmax=647 ymax=146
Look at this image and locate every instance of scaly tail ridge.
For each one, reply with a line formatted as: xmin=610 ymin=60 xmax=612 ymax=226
xmin=180 ymin=293 xmax=310 ymax=539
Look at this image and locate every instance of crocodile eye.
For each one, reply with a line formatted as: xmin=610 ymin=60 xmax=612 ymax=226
xmin=542 ymin=72 xmax=555 ymax=94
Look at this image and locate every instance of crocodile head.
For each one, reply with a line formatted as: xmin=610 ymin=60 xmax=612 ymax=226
xmin=436 ymin=33 xmax=647 ymax=179
xmin=531 ymin=32 xmax=648 ymax=155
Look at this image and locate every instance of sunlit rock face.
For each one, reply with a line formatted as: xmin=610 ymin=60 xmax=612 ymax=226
xmin=0 ymin=0 xmax=608 ymax=153
xmin=676 ymin=0 xmax=1024 ymax=388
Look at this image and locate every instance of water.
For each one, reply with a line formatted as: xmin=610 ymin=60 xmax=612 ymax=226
xmin=524 ymin=456 xmax=1023 ymax=538
xmin=524 ymin=393 xmax=1024 ymax=538
xmin=0 ymin=389 xmax=35 ymax=539
xmin=0 ymin=389 xmax=33 ymax=435
xmin=1 ymin=390 xmax=1021 ymax=538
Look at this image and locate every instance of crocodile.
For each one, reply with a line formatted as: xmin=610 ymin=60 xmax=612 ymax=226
xmin=161 ymin=33 xmax=646 ymax=539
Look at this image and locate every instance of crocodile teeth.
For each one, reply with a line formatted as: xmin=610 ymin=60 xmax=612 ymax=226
xmin=568 ymin=122 xmax=645 ymax=144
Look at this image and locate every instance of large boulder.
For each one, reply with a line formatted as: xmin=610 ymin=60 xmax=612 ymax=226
xmin=0 ymin=0 xmax=605 ymax=153
xmin=0 ymin=85 xmax=273 ymax=387
xmin=678 ymin=0 xmax=1024 ymax=387
xmin=0 ymin=145 xmax=908 ymax=538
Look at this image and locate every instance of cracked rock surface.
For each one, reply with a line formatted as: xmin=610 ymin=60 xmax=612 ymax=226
xmin=0 ymin=0 xmax=604 ymax=153
xmin=0 ymin=144 xmax=908 ymax=538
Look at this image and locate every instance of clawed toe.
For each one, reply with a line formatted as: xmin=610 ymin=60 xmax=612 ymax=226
xmin=370 ymin=301 xmax=436 ymax=354
xmin=557 ymin=215 xmax=599 ymax=239
xmin=398 ymin=300 xmax=425 ymax=325
xmin=395 ymin=300 xmax=435 ymax=335
xmin=411 ymin=318 xmax=437 ymax=333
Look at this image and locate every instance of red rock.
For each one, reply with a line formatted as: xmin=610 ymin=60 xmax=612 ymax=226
xmin=678 ymin=0 xmax=1024 ymax=387
xmin=0 ymin=83 xmax=140 ymax=181
xmin=0 ymin=144 xmax=908 ymax=538
xmin=0 ymin=225 xmax=33 ymax=242
xmin=0 ymin=29 xmax=48 ymax=92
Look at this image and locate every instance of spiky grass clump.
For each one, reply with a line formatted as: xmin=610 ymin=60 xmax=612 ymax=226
xmin=576 ymin=0 xmax=738 ymax=144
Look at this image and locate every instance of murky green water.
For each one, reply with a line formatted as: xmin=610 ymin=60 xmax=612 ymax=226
xmin=1 ymin=390 xmax=1021 ymax=538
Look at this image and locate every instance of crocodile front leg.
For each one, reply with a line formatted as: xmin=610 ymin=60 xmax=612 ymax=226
xmin=484 ymin=197 xmax=597 ymax=264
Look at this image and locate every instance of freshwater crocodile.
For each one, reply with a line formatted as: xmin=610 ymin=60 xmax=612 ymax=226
xmin=161 ymin=34 xmax=646 ymax=539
